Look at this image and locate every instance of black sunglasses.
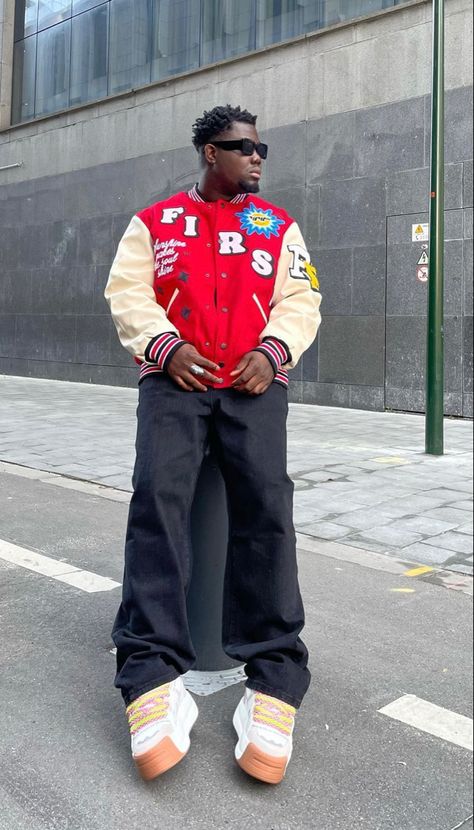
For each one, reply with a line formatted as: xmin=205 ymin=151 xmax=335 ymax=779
xmin=211 ymin=138 xmax=268 ymax=159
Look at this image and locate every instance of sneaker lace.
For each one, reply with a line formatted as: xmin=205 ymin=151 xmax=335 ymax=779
xmin=126 ymin=684 xmax=171 ymax=736
xmin=253 ymin=693 xmax=296 ymax=738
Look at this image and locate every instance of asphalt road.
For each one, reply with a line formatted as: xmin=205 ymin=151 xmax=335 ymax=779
xmin=0 ymin=468 xmax=472 ymax=830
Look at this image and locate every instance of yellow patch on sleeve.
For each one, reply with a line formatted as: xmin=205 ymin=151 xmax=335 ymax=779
xmin=304 ymin=262 xmax=320 ymax=291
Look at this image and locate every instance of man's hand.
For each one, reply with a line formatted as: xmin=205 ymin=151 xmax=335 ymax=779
xmin=230 ymin=351 xmax=274 ymax=395
xmin=167 ymin=344 xmax=223 ymax=392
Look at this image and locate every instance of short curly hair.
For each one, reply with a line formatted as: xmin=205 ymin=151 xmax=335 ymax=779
xmin=192 ymin=105 xmax=257 ymax=152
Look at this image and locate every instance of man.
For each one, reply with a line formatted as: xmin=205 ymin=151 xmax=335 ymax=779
xmin=105 ymin=104 xmax=322 ymax=785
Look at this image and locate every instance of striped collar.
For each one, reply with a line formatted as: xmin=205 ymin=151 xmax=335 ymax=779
xmin=188 ymin=184 xmax=247 ymax=205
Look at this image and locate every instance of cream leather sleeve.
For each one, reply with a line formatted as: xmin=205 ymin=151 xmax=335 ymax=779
xmin=104 ymin=215 xmax=179 ymax=361
xmin=259 ymin=222 xmax=322 ymax=368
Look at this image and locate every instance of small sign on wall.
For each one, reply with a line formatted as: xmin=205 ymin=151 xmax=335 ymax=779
xmin=417 ymin=265 xmax=429 ymax=283
xmin=412 ymin=223 xmax=429 ymax=242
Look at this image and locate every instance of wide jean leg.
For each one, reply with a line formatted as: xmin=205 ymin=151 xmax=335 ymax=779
xmin=214 ymin=384 xmax=311 ymax=709
xmin=113 ymin=374 xmax=211 ymax=705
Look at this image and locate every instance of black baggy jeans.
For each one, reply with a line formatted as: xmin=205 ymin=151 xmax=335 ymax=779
xmin=112 ymin=373 xmax=310 ymax=709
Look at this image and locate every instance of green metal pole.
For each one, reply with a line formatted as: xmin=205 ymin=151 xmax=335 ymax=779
xmin=425 ymin=0 xmax=445 ymax=455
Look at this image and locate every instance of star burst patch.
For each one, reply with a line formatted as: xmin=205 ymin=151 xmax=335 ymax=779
xmin=236 ymin=203 xmax=285 ymax=239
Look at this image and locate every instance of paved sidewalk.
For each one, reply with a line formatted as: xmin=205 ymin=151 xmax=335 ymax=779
xmin=0 ymin=374 xmax=472 ymax=575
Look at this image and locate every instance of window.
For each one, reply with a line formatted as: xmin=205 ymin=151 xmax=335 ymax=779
xmin=37 ymin=1 xmax=72 ymax=32
xmin=12 ymin=35 xmax=37 ymax=122
xmin=109 ymin=0 xmax=153 ymax=93
xmin=201 ymin=0 xmax=256 ymax=64
xmin=70 ymin=4 xmax=108 ymax=105
xmin=152 ymin=0 xmax=200 ymax=80
xmin=12 ymin=0 xmax=410 ymax=124
xmin=35 ymin=18 xmax=71 ymax=115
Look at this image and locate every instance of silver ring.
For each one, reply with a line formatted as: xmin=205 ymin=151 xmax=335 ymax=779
xmin=190 ymin=363 xmax=205 ymax=377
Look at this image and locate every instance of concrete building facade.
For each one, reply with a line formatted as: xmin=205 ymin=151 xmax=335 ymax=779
xmin=0 ymin=0 xmax=472 ymax=415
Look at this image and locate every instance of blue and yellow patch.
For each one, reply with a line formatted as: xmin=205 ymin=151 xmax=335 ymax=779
xmin=236 ymin=203 xmax=285 ymax=239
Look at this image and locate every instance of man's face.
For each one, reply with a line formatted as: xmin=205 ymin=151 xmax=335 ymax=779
xmin=205 ymin=121 xmax=264 ymax=196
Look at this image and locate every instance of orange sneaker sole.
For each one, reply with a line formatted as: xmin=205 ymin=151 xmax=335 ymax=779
xmin=134 ymin=736 xmax=186 ymax=781
xmin=237 ymin=743 xmax=288 ymax=785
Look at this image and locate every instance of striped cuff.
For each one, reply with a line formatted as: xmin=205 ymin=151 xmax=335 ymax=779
xmin=145 ymin=332 xmax=188 ymax=371
xmin=254 ymin=337 xmax=291 ymax=374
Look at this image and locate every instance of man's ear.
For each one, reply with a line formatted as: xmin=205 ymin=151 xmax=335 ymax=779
xmin=203 ymin=143 xmax=217 ymax=165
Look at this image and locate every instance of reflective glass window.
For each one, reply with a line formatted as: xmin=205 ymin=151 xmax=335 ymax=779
xmin=201 ymin=0 xmax=256 ymax=64
xmin=35 ymin=18 xmax=71 ymax=115
xmin=256 ymin=0 xmax=321 ymax=47
xmin=11 ymin=36 xmax=37 ymax=122
xmin=12 ymin=0 xmax=412 ymax=124
xmin=72 ymin=0 xmax=105 ymax=12
xmin=14 ymin=0 xmax=39 ymax=40
xmin=37 ymin=1 xmax=72 ymax=32
xmin=322 ymin=0 xmax=396 ymax=26
xmin=152 ymin=0 xmax=200 ymax=81
xmin=109 ymin=0 xmax=153 ymax=94
xmin=70 ymin=4 xmax=108 ymax=105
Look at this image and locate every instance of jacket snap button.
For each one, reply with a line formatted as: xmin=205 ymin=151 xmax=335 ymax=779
xmin=221 ymin=272 xmax=227 ymax=278
xmin=205 ymin=341 xmax=211 ymax=347
xmin=220 ymin=343 xmax=228 ymax=350
xmin=221 ymin=307 xmax=228 ymax=313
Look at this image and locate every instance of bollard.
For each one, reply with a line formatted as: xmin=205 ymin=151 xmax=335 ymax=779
xmin=186 ymin=448 xmax=243 ymax=691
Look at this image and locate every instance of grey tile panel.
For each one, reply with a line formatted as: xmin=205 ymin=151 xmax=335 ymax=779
xmin=386 ymin=316 xmax=463 ymax=395
xmin=386 ymin=163 xmax=463 ymax=216
xmin=318 ymin=316 xmax=385 ymax=387
xmin=463 ymin=317 xmax=473 ymax=395
xmin=0 ymin=315 xmax=16 ymax=357
xmin=463 ymin=159 xmax=473 ymax=208
xmin=311 ymin=248 xmax=352 ymax=315
xmin=263 ymin=187 xmax=307 ymax=235
xmin=464 ymin=238 xmax=473 ymax=315
xmin=424 ymin=86 xmax=474 ymax=166
xmin=43 ymin=315 xmax=77 ymax=363
xmin=464 ymin=207 xmax=473 ymax=239
xmin=463 ymin=392 xmax=473 ymax=418
xmin=320 ymin=176 xmax=386 ymax=250
xmin=301 ymin=381 xmax=351 ymax=409
xmin=355 ymin=97 xmax=425 ymax=177
xmin=352 ymin=246 xmax=386 ymax=316
xmin=260 ymin=122 xmax=306 ymax=190
xmin=306 ymin=111 xmax=355 ymax=184
xmin=301 ymin=336 xmax=319 ymax=383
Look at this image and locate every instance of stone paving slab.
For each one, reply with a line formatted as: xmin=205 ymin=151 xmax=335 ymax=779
xmin=0 ymin=375 xmax=472 ymax=575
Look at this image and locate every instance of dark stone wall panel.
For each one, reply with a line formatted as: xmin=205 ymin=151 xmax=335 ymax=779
xmin=306 ymin=112 xmax=355 ymax=184
xmin=312 ymin=248 xmax=352 ymax=315
xmin=463 ymin=317 xmax=473 ymax=395
xmin=319 ymin=316 xmax=385 ymax=387
xmin=320 ymin=177 xmax=386 ymax=250
xmin=352 ymin=246 xmax=386 ymax=316
xmin=261 ymin=123 xmax=306 ymax=191
xmin=464 ymin=160 xmax=473 ymax=208
xmin=355 ymin=98 xmax=425 ymax=177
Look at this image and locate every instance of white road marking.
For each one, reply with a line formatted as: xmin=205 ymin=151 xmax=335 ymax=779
xmin=0 ymin=538 xmax=120 ymax=594
xmin=379 ymin=694 xmax=473 ymax=751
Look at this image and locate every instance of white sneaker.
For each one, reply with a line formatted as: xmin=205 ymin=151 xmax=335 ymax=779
xmin=233 ymin=688 xmax=296 ymax=784
xmin=126 ymin=677 xmax=198 ymax=780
